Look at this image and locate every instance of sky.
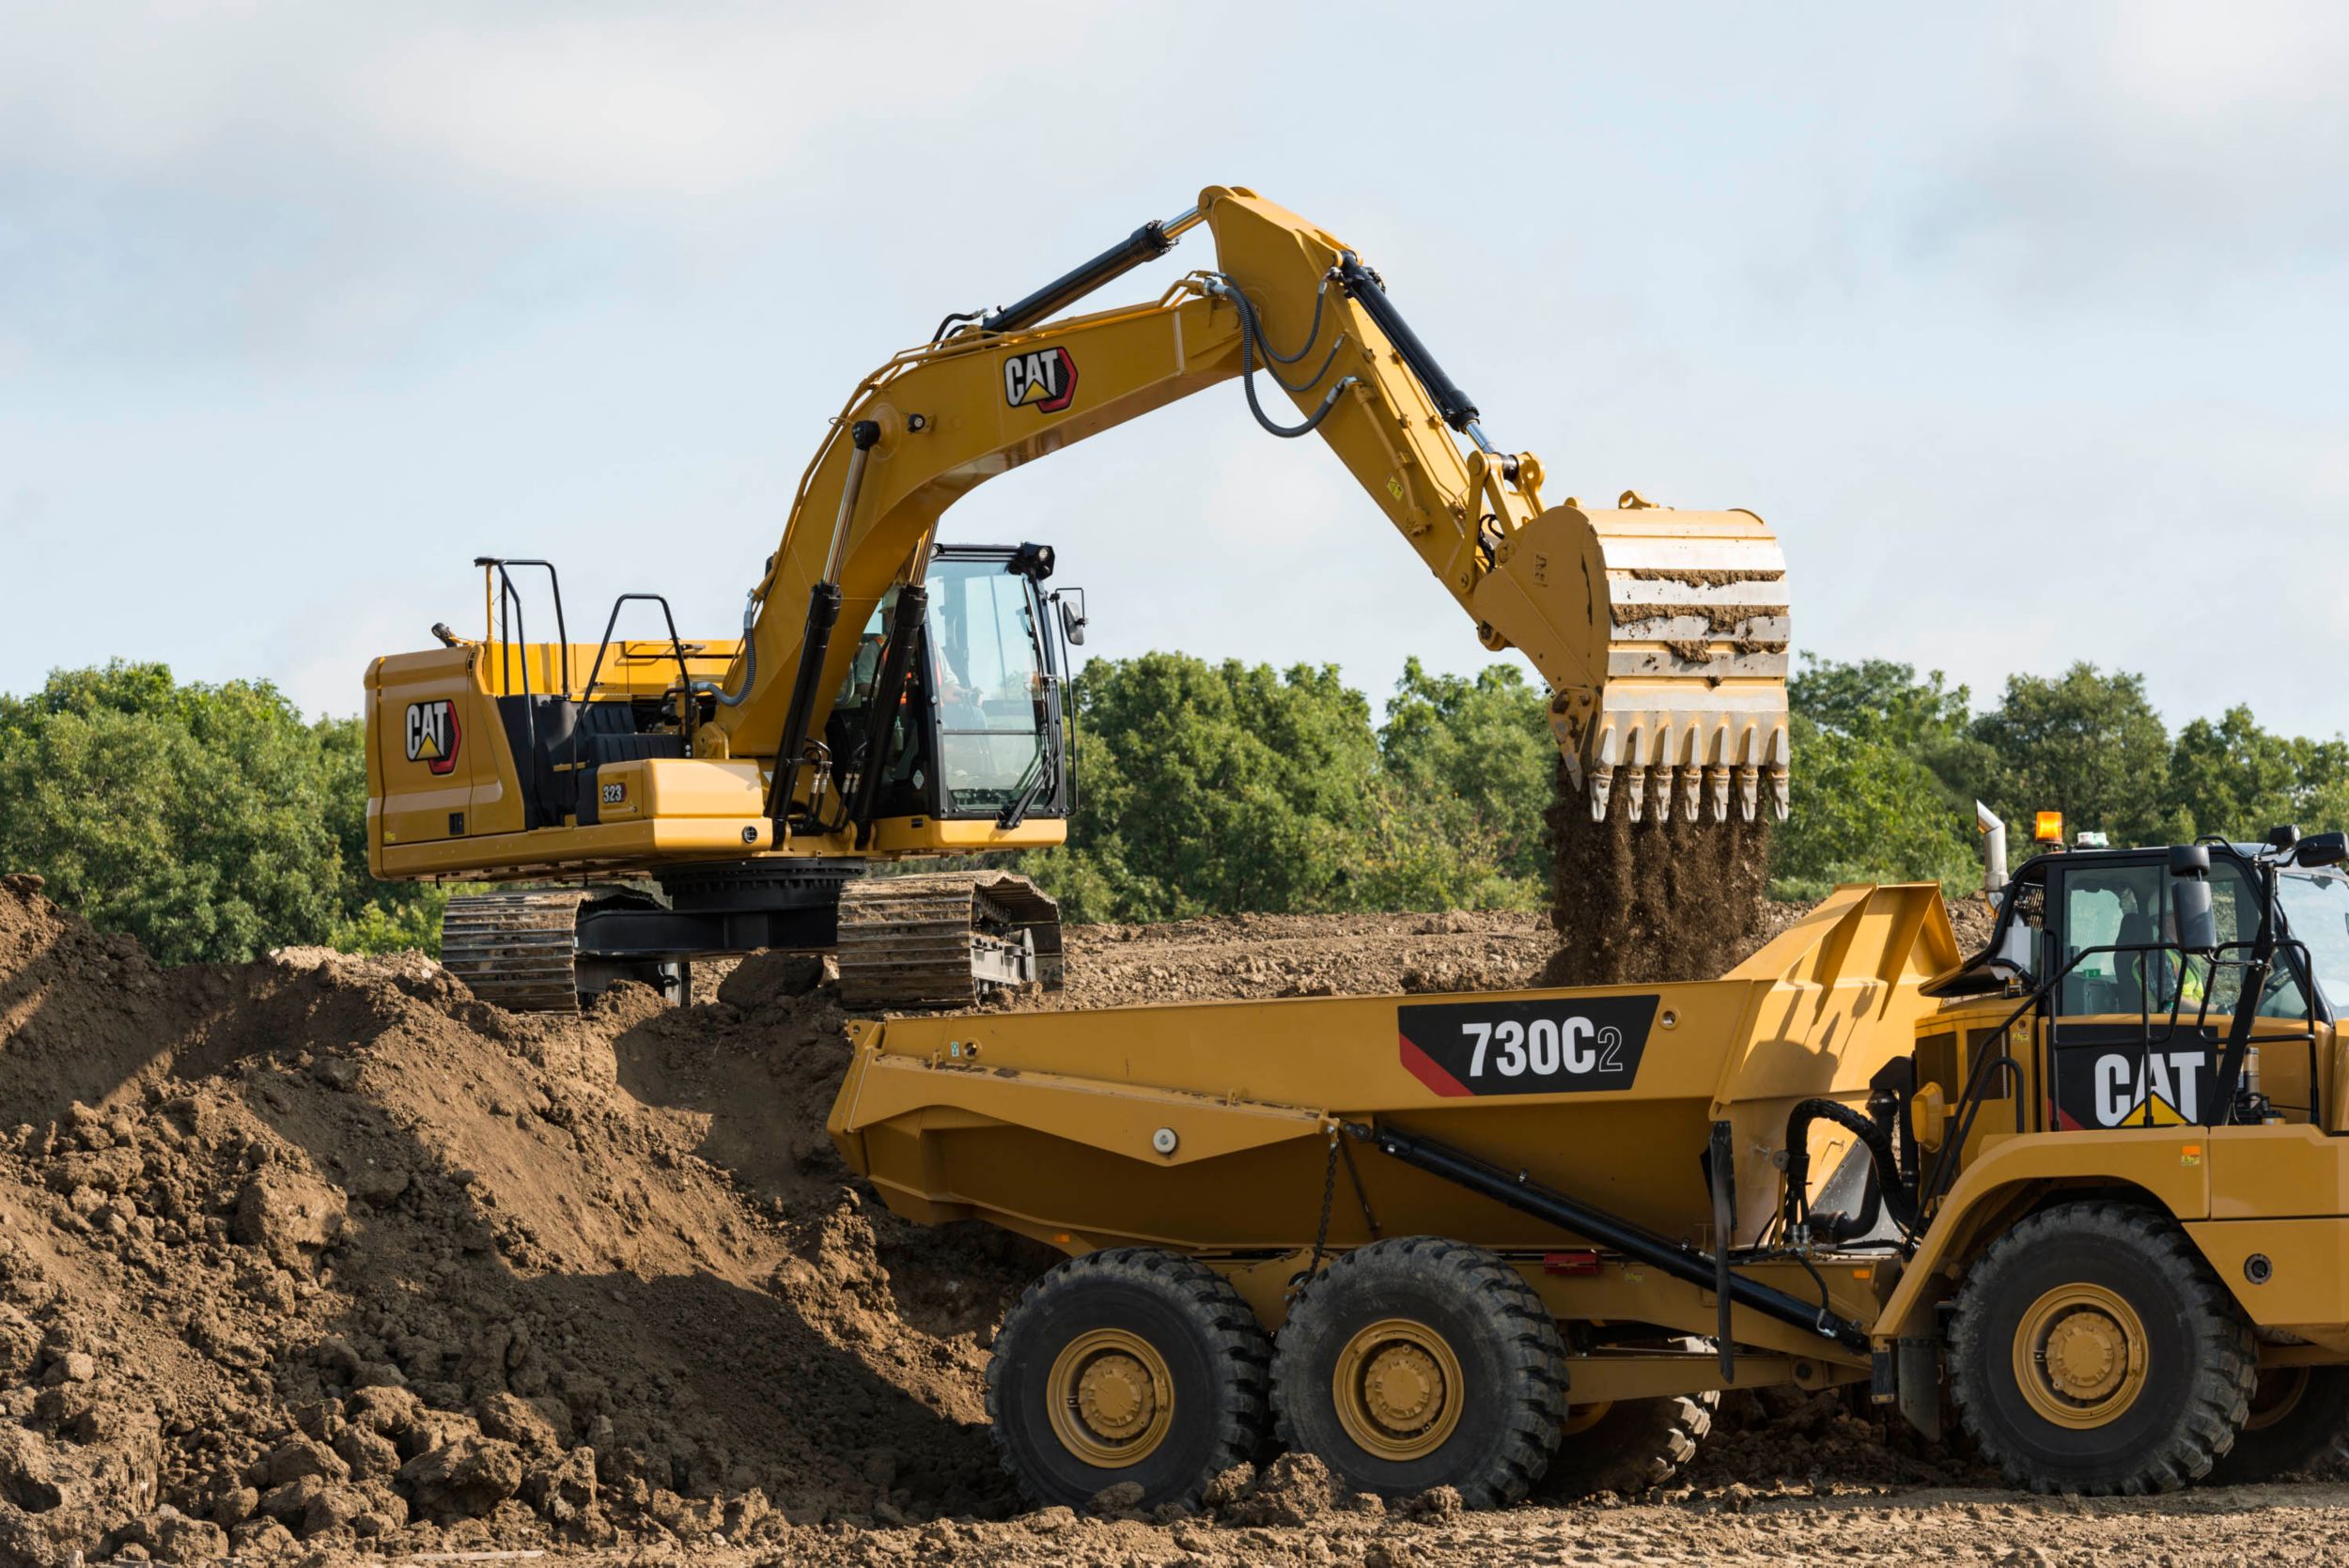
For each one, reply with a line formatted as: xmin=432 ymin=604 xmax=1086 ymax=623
xmin=4 ymin=3 xmax=2347 ymax=737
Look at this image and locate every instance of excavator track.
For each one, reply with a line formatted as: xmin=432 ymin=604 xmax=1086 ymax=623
xmin=836 ymin=871 xmax=1064 ymax=1013
xmin=438 ymin=889 xmax=593 ymax=1013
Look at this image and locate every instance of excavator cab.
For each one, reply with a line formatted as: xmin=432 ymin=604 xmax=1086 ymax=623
xmin=823 ymin=544 xmax=1076 ymax=833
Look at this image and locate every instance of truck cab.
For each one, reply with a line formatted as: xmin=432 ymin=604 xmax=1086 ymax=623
xmin=1919 ymin=828 xmax=2348 ymax=1149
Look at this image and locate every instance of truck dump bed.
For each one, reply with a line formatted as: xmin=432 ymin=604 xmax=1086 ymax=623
xmin=830 ymin=883 xmax=1960 ymax=1261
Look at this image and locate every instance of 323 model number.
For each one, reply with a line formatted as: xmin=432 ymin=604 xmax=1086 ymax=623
xmin=1397 ymin=994 xmax=1659 ymax=1098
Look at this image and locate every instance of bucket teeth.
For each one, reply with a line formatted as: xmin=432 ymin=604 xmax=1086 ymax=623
xmin=1588 ymin=767 xmax=1614 ymax=821
xmin=1563 ymin=501 xmax=1792 ymax=833
xmin=1769 ymin=768 xmax=1790 ymax=822
xmin=1624 ymin=768 xmax=1647 ymax=823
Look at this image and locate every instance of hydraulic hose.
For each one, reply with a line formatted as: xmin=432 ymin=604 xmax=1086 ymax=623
xmin=1781 ymin=1097 xmax=1920 ymax=1243
xmin=692 ymin=592 xmax=759 ymax=708
xmin=1204 ymin=278 xmax=1354 ymax=439
xmin=1250 ymin=275 xmax=1336 ymax=366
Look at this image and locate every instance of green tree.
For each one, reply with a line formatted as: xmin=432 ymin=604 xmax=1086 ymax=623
xmin=1019 ymin=653 xmax=1382 ymax=922
xmin=1770 ymin=656 xmax=1980 ymax=898
xmin=1019 ymin=653 xmax=1551 ymax=922
xmin=2163 ymin=706 xmax=2307 ymax=844
xmin=1969 ymin=663 xmax=2172 ymax=848
xmin=1376 ymin=658 xmax=1550 ymax=895
xmin=0 ymin=661 xmax=443 ymax=962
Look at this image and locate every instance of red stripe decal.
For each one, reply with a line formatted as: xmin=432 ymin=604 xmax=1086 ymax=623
xmin=1399 ymin=1033 xmax=1472 ymax=1098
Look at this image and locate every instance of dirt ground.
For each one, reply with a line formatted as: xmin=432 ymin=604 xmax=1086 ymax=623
xmin=10 ymin=871 xmax=2336 ymax=1568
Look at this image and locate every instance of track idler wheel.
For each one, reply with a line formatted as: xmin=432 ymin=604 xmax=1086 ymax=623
xmin=1270 ymin=1236 xmax=1566 ymax=1507
xmin=987 ymin=1249 xmax=1269 ymax=1511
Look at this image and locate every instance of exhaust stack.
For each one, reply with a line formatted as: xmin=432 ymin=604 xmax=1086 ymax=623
xmin=1976 ymin=801 xmax=2008 ymax=894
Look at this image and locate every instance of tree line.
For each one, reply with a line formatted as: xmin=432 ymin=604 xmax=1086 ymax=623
xmin=3 ymin=655 xmax=2342 ymax=962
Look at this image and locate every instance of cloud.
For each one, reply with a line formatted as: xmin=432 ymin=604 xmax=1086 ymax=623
xmin=1890 ymin=4 xmax=2349 ymax=306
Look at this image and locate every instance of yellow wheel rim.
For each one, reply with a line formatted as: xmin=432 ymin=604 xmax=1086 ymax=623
xmin=2013 ymin=1282 xmax=2149 ymax=1429
xmin=2245 ymin=1366 xmax=2310 ymax=1434
xmin=1560 ymin=1401 xmax=1614 ymax=1438
xmin=1047 ymin=1328 xmax=1175 ymax=1468
xmin=1331 ymin=1318 xmax=1467 ymax=1462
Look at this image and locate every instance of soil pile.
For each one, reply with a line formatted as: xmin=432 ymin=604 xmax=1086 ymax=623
xmin=1045 ymin=909 xmax=1553 ymax=1007
xmin=0 ymin=877 xmax=1044 ymax=1563
xmin=0 ymin=870 xmax=2006 ymax=1564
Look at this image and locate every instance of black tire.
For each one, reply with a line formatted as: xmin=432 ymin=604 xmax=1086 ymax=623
xmin=1270 ymin=1236 xmax=1566 ymax=1508
xmin=1539 ymin=1343 xmax=1718 ymax=1498
xmin=1949 ymin=1201 xmax=2253 ymax=1494
xmin=2202 ymin=1364 xmax=2349 ymax=1484
xmin=986 ymin=1249 xmax=1270 ymax=1511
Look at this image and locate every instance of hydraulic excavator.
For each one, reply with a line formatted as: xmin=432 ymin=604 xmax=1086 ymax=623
xmin=365 ymin=185 xmax=1793 ymax=1011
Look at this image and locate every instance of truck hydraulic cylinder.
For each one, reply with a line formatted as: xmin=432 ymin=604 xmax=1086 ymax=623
xmin=1363 ymin=1124 xmax=1871 ymax=1352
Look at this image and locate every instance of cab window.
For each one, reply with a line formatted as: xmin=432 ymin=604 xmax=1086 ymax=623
xmin=2056 ymin=862 xmax=2166 ymax=1016
xmin=2054 ymin=857 xmax=2306 ymax=1019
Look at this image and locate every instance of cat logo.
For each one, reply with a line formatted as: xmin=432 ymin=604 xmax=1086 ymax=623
xmin=1003 ymin=347 xmax=1079 ymax=413
xmin=404 ymin=700 xmax=460 ymax=776
xmin=2061 ymin=1047 xmax=2209 ymax=1128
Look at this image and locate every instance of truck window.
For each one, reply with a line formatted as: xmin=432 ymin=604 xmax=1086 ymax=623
xmin=2056 ymin=863 xmax=2168 ymax=1016
xmin=2206 ymin=860 xmax=2310 ymax=1019
xmin=2057 ymin=857 xmax=2307 ymax=1020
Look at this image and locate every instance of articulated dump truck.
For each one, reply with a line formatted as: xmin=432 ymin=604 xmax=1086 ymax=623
xmin=830 ymin=830 xmax=2349 ymax=1509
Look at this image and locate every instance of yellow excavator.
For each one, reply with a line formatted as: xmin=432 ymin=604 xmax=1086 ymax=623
xmin=364 ymin=185 xmax=1792 ymax=1010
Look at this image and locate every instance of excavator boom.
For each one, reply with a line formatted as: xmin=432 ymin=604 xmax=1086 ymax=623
xmin=709 ymin=185 xmax=1789 ymax=826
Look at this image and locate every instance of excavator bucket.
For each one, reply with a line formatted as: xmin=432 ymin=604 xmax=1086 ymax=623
xmin=1481 ymin=494 xmax=1790 ymax=825
xmin=1582 ymin=497 xmax=1790 ymax=824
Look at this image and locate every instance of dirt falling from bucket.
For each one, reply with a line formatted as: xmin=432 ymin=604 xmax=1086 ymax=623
xmin=1540 ymin=757 xmax=1775 ymax=986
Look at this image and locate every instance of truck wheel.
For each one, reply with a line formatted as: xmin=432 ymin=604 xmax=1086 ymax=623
xmin=1271 ymin=1236 xmax=1566 ymax=1507
xmin=986 ymin=1249 xmax=1270 ymax=1511
xmin=1538 ymin=1345 xmax=1718 ymax=1499
xmin=1949 ymin=1201 xmax=2253 ymax=1494
xmin=2202 ymin=1365 xmax=2349 ymax=1484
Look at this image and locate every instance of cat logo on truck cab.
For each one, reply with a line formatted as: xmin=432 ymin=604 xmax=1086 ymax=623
xmin=1003 ymin=347 xmax=1079 ymax=413
xmin=405 ymin=700 xmax=460 ymax=776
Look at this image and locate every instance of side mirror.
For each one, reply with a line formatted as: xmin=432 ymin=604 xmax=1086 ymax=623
xmin=2171 ymin=877 xmax=2218 ymax=954
xmin=2296 ymin=831 xmax=2348 ymax=869
xmin=1054 ymin=588 xmax=1088 ymax=648
xmin=1993 ymin=918 xmax=2033 ymax=974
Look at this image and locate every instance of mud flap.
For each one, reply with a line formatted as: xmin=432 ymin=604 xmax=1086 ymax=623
xmin=1897 ymin=1338 xmax=1943 ymax=1442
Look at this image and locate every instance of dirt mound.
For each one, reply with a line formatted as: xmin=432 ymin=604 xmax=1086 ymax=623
xmin=0 ymin=877 xmax=1050 ymax=1562
xmin=1042 ymin=908 xmax=1554 ymax=1008
xmin=0 ymin=871 xmax=2015 ymax=1563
